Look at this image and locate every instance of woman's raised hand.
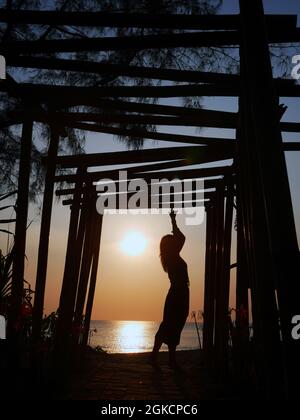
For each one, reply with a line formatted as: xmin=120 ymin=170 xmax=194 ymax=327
xmin=169 ymin=208 xmax=177 ymax=221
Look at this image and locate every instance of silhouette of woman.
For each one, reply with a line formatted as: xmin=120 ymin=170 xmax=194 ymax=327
xmin=151 ymin=209 xmax=189 ymax=369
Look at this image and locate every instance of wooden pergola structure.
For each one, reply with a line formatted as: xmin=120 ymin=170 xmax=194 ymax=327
xmin=1 ymin=0 xmax=300 ymax=399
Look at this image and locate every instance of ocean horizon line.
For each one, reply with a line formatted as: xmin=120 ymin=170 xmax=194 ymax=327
xmin=91 ymin=319 xmax=199 ymax=324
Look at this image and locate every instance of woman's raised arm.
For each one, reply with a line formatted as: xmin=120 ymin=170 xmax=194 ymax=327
xmin=170 ymin=209 xmax=185 ymax=252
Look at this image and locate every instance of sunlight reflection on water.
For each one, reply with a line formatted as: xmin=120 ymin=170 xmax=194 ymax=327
xmin=89 ymin=320 xmax=201 ymax=353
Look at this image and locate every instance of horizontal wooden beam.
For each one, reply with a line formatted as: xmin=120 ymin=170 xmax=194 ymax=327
xmin=6 ymin=57 xmax=295 ymax=94
xmin=283 ymin=142 xmax=300 ymax=151
xmin=55 ymin=187 xmax=217 ymax=198
xmin=14 ymin=109 xmax=237 ymax=129
xmin=1 ymin=32 xmax=239 ymax=55
xmin=50 ymin=97 xmax=237 ymax=119
xmin=0 ymin=10 xmax=296 ymax=30
xmin=0 ymin=81 xmax=238 ymax=99
xmin=6 ymin=56 xmax=240 ymax=84
xmin=66 ymin=123 xmax=236 ymax=146
xmin=55 ymin=165 xmax=233 ymax=184
xmin=55 ymin=176 xmax=224 ymax=197
xmin=2 ymin=26 xmax=300 ymax=55
xmin=1 ymin=80 xmax=297 ymax=101
xmin=56 ymin=159 xmax=195 ymax=186
xmin=56 ymin=145 xmax=233 ymax=169
xmin=280 ymin=123 xmax=300 ymax=133
xmin=61 ymin=198 xmax=210 ymax=208
xmin=59 ymin=184 xmax=234 ymax=207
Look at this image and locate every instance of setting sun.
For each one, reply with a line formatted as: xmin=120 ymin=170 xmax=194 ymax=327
xmin=120 ymin=231 xmax=148 ymax=256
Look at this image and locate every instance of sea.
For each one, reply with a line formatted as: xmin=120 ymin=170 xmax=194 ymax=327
xmin=89 ymin=320 xmax=202 ymax=354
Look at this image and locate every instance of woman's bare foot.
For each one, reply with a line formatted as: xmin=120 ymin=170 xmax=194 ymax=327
xmin=149 ymin=353 xmax=161 ymax=371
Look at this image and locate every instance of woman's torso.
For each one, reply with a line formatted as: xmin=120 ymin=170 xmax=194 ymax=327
xmin=167 ymin=255 xmax=189 ymax=288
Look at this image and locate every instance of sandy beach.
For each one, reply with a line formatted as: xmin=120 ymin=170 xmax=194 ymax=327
xmin=63 ymin=349 xmax=242 ymax=400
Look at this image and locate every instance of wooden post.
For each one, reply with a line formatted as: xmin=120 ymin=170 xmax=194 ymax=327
xmin=234 ymin=186 xmax=250 ymax=385
xmin=73 ymin=189 xmax=96 ymax=339
xmin=235 ymin=190 xmax=249 ymax=337
xmin=54 ymin=166 xmax=86 ymax=359
xmin=215 ymin=177 xmax=234 ymax=373
xmin=9 ymin=119 xmax=33 ymax=343
xmin=32 ymin=127 xmax=59 ymax=342
xmin=213 ymin=184 xmax=225 ymax=368
xmin=239 ymin=0 xmax=288 ymax=397
xmin=203 ymin=201 xmax=214 ymax=359
xmin=82 ymin=210 xmax=103 ymax=347
xmin=240 ymin=0 xmax=300 ymax=398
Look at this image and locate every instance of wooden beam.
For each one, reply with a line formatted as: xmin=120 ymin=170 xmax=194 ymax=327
xmin=55 ymin=178 xmax=223 ymax=199
xmin=239 ymin=0 xmax=293 ymax=397
xmin=15 ymin=109 xmax=237 ymax=129
xmin=55 ymin=186 xmax=218 ymax=198
xmin=0 ymin=10 xmax=296 ymax=30
xmin=61 ymin=197 xmax=209 ymax=208
xmin=212 ymin=183 xmax=226 ymax=369
xmin=14 ymin=109 xmax=236 ymax=130
xmin=202 ymin=201 xmax=216 ymax=363
xmin=55 ymin=165 xmax=233 ymax=184
xmin=47 ymin=98 xmax=237 ymax=120
xmin=66 ymin=123 xmax=236 ymax=146
xmin=280 ymin=122 xmax=300 ymax=133
xmin=32 ymin=127 xmax=59 ymax=342
xmin=235 ymin=187 xmax=249 ymax=340
xmin=7 ymin=57 xmax=294 ymax=96
xmin=82 ymin=212 xmax=103 ymax=347
xmin=283 ymin=142 xmax=300 ymax=151
xmin=1 ymin=80 xmax=298 ymax=101
xmin=54 ymin=159 xmax=198 ymax=189
xmin=2 ymin=26 xmax=300 ymax=54
xmin=55 ymin=145 xmax=233 ymax=169
xmin=0 ymin=32 xmax=240 ymax=55
xmin=7 ymin=56 xmax=240 ymax=84
xmin=54 ymin=167 xmax=85 ymax=363
xmin=9 ymin=119 xmax=33 ymax=344
xmin=73 ymin=189 xmax=96 ymax=336
xmin=215 ymin=178 xmax=234 ymax=373
xmin=0 ymin=81 xmax=240 ymax=99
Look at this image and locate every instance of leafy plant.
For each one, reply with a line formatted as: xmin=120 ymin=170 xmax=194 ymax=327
xmin=0 ymin=191 xmax=17 ymax=315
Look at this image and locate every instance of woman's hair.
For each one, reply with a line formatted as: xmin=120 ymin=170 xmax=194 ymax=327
xmin=160 ymin=234 xmax=177 ymax=272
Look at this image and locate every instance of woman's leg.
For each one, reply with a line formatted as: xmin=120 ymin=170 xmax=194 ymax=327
xmin=152 ymin=334 xmax=163 ymax=358
xmin=149 ymin=334 xmax=163 ymax=368
xmin=168 ymin=344 xmax=177 ymax=368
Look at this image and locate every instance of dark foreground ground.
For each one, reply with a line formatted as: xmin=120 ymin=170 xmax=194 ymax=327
xmin=61 ymin=349 xmax=252 ymax=400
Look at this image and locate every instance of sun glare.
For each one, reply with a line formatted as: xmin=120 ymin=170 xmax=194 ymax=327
xmin=120 ymin=231 xmax=147 ymax=256
xmin=116 ymin=321 xmax=146 ymax=352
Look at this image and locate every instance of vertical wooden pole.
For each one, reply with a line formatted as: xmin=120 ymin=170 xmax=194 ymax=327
xmin=54 ymin=167 xmax=85 ymax=358
xmin=82 ymin=211 xmax=103 ymax=347
xmin=239 ymin=0 xmax=291 ymax=397
xmin=203 ymin=201 xmax=214 ymax=359
xmin=235 ymin=190 xmax=249 ymax=337
xmin=73 ymin=189 xmax=96 ymax=339
xmin=32 ymin=127 xmax=59 ymax=342
xmin=9 ymin=119 xmax=33 ymax=342
xmin=240 ymin=0 xmax=300 ymax=398
xmin=215 ymin=177 xmax=234 ymax=373
xmin=234 ymin=187 xmax=250 ymax=385
xmin=213 ymin=184 xmax=225 ymax=368
xmin=239 ymin=86 xmax=284 ymax=398
xmin=209 ymin=200 xmax=218 ymax=357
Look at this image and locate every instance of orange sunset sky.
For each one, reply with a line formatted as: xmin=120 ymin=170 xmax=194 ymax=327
xmin=2 ymin=93 xmax=300 ymax=322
